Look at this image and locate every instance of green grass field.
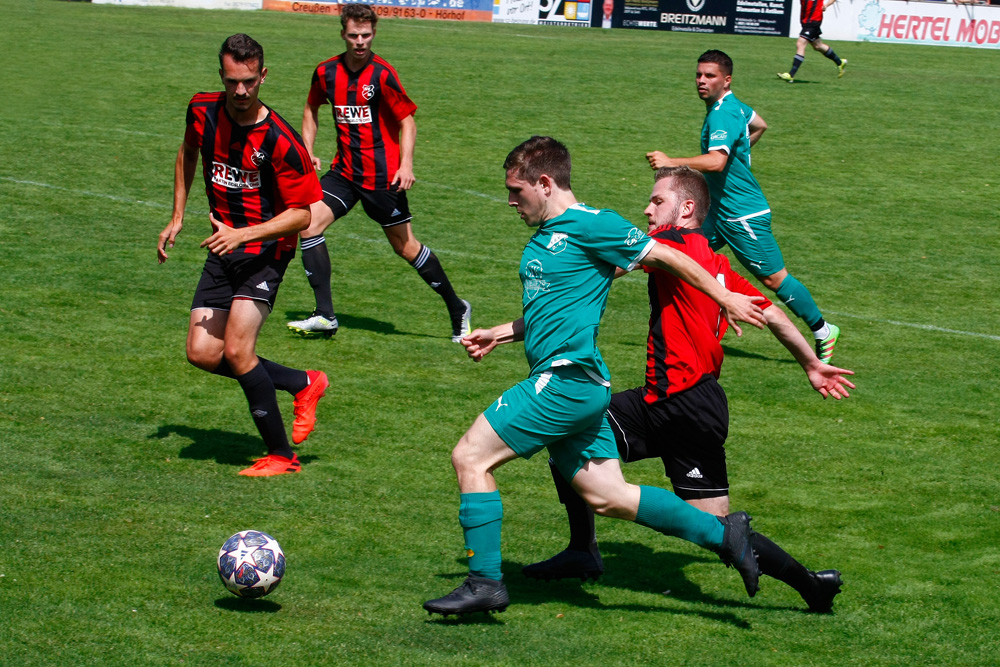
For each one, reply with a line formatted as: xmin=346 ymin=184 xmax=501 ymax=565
xmin=2 ymin=0 xmax=999 ymax=664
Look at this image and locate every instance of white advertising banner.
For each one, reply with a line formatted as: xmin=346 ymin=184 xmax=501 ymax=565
xmin=492 ymin=0 xmax=540 ymax=23
xmin=801 ymin=0 xmax=1000 ymax=50
xmin=93 ymin=0 xmax=262 ymax=9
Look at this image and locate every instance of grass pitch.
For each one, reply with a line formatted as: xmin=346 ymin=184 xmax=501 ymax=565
xmin=2 ymin=1 xmax=999 ymax=664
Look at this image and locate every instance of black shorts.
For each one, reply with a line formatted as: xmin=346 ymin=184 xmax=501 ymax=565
xmin=191 ymin=244 xmax=292 ymax=313
xmin=606 ymin=376 xmax=730 ymax=500
xmin=319 ymin=171 xmax=412 ymax=228
xmin=800 ymin=21 xmax=822 ymax=41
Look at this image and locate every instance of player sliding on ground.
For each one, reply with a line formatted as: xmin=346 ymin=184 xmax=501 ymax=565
xmin=423 ymin=136 xmax=768 ymax=616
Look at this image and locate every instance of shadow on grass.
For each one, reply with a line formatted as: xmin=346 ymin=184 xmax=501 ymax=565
xmin=282 ymin=310 xmax=436 ymax=340
xmin=720 ymin=343 xmax=796 ymax=364
xmin=149 ymin=424 xmax=320 ymax=467
xmin=214 ymin=597 xmax=282 ymax=613
xmin=424 ymin=541 xmax=760 ymax=627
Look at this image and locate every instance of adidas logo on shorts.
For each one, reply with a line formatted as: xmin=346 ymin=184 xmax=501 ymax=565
xmin=686 ymin=467 xmax=703 ymax=479
xmin=256 ymin=281 xmax=270 ymax=292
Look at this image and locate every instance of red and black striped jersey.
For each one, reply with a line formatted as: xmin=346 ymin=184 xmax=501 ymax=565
xmin=184 ymin=92 xmax=321 ymax=257
xmin=307 ymin=53 xmax=418 ymax=190
xmin=800 ymin=0 xmax=824 ymax=23
xmin=640 ymin=225 xmax=773 ymax=402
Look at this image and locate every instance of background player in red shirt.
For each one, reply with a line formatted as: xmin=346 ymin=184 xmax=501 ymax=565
xmin=287 ymin=3 xmax=471 ymax=342
xmin=157 ymin=34 xmax=328 ymax=477
xmin=778 ymin=0 xmax=848 ymax=83
xmin=523 ymin=166 xmax=855 ymax=612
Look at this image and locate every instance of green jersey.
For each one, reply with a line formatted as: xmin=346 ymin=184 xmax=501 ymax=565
xmin=700 ymin=91 xmax=771 ymax=224
xmin=519 ymin=203 xmax=655 ymax=383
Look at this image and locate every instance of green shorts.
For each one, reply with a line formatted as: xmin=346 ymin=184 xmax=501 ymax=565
xmin=704 ymin=211 xmax=785 ymax=278
xmin=484 ymin=364 xmax=618 ymax=482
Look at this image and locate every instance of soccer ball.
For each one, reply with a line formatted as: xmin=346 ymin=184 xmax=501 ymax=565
xmin=217 ymin=530 xmax=286 ymax=598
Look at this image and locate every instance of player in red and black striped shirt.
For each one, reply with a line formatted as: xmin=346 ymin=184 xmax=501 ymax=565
xmin=524 ymin=167 xmax=855 ymax=612
xmin=287 ymin=3 xmax=471 ymax=342
xmin=778 ymin=0 xmax=848 ymax=82
xmin=157 ymin=34 xmax=328 ymax=477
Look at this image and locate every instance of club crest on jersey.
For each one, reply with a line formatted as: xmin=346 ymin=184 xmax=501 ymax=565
xmin=335 ymin=105 xmax=373 ymax=125
xmin=624 ymin=227 xmax=645 ymax=247
xmin=211 ymin=161 xmax=261 ymax=190
xmin=361 ymin=84 xmax=375 ymax=100
xmin=250 ymin=149 xmax=268 ymax=167
xmin=547 ymin=232 xmax=568 ymax=254
xmin=523 ymin=259 xmax=550 ymax=301
xmin=710 ymin=129 xmax=728 ymax=141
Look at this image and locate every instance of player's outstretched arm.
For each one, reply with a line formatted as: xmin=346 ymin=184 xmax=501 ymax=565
xmin=646 ymin=150 xmax=727 ymax=173
xmin=462 ymin=318 xmax=524 ymax=362
xmin=640 ymin=244 xmax=766 ymax=335
xmin=158 ymin=141 xmax=198 ymax=264
xmin=763 ymin=304 xmax=856 ymax=399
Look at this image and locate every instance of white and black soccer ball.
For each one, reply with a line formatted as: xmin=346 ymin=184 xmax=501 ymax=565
xmin=217 ymin=530 xmax=285 ymax=598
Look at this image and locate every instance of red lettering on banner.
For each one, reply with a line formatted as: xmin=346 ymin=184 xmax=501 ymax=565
xmin=931 ymin=17 xmax=944 ymax=41
xmin=990 ymin=21 xmax=1000 ymax=44
xmin=878 ymin=14 xmax=893 ymax=38
xmin=977 ymin=19 xmax=987 ymax=43
xmin=957 ymin=18 xmax=975 ymax=42
xmin=894 ymin=15 xmax=906 ymax=39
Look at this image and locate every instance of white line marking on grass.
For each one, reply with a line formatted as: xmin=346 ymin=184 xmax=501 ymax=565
xmin=825 ymin=310 xmax=1000 ymax=342
xmin=11 ymin=174 xmax=993 ymax=340
xmin=419 ymin=180 xmax=505 ymax=203
xmin=0 ymin=176 xmax=172 ymax=209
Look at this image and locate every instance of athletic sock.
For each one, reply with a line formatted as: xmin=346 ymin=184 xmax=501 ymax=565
xmin=789 ymin=54 xmax=804 ymax=77
xmin=774 ymin=274 xmax=824 ymax=330
xmin=752 ymin=531 xmax=818 ymax=597
xmin=548 ymin=459 xmax=597 ymax=552
xmin=409 ymin=244 xmax=464 ymax=313
xmin=634 ymin=485 xmax=724 ymax=550
xmin=811 ymin=321 xmax=831 ymax=339
xmin=300 ymin=235 xmax=335 ymax=318
xmin=459 ymin=490 xmax=504 ymax=581
xmin=235 ymin=363 xmax=294 ymax=458
xmin=213 ymin=357 xmax=308 ymax=395
xmin=823 ymin=48 xmax=842 ymax=66
xmin=257 ymin=358 xmax=308 ymax=395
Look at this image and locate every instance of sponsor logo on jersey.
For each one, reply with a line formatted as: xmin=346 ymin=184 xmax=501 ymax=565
xmin=523 ymin=259 xmax=550 ymax=300
xmin=711 ymin=129 xmax=728 ymax=141
xmin=625 ymin=227 xmax=645 ymax=247
xmin=547 ymin=232 xmax=568 ymax=254
xmin=361 ymin=84 xmax=375 ymax=101
xmin=211 ymin=161 xmax=261 ymax=189
xmin=335 ymin=105 xmax=373 ymax=125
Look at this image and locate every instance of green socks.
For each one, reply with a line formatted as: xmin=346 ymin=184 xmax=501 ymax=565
xmin=459 ymin=491 xmax=504 ymax=581
xmin=634 ymin=485 xmax=724 ymax=550
xmin=775 ymin=273 xmax=823 ymax=331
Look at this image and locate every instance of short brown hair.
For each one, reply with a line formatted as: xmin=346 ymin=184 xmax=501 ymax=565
xmin=503 ymin=136 xmax=572 ymax=189
xmin=654 ymin=166 xmax=710 ymax=224
xmin=697 ymin=49 xmax=733 ymax=76
xmin=341 ymin=3 xmax=378 ymax=29
xmin=219 ymin=34 xmax=264 ymax=70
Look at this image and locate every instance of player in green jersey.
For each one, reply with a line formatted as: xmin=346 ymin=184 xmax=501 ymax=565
xmin=646 ymin=50 xmax=841 ymax=364
xmin=422 ymin=136 xmax=769 ymax=617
